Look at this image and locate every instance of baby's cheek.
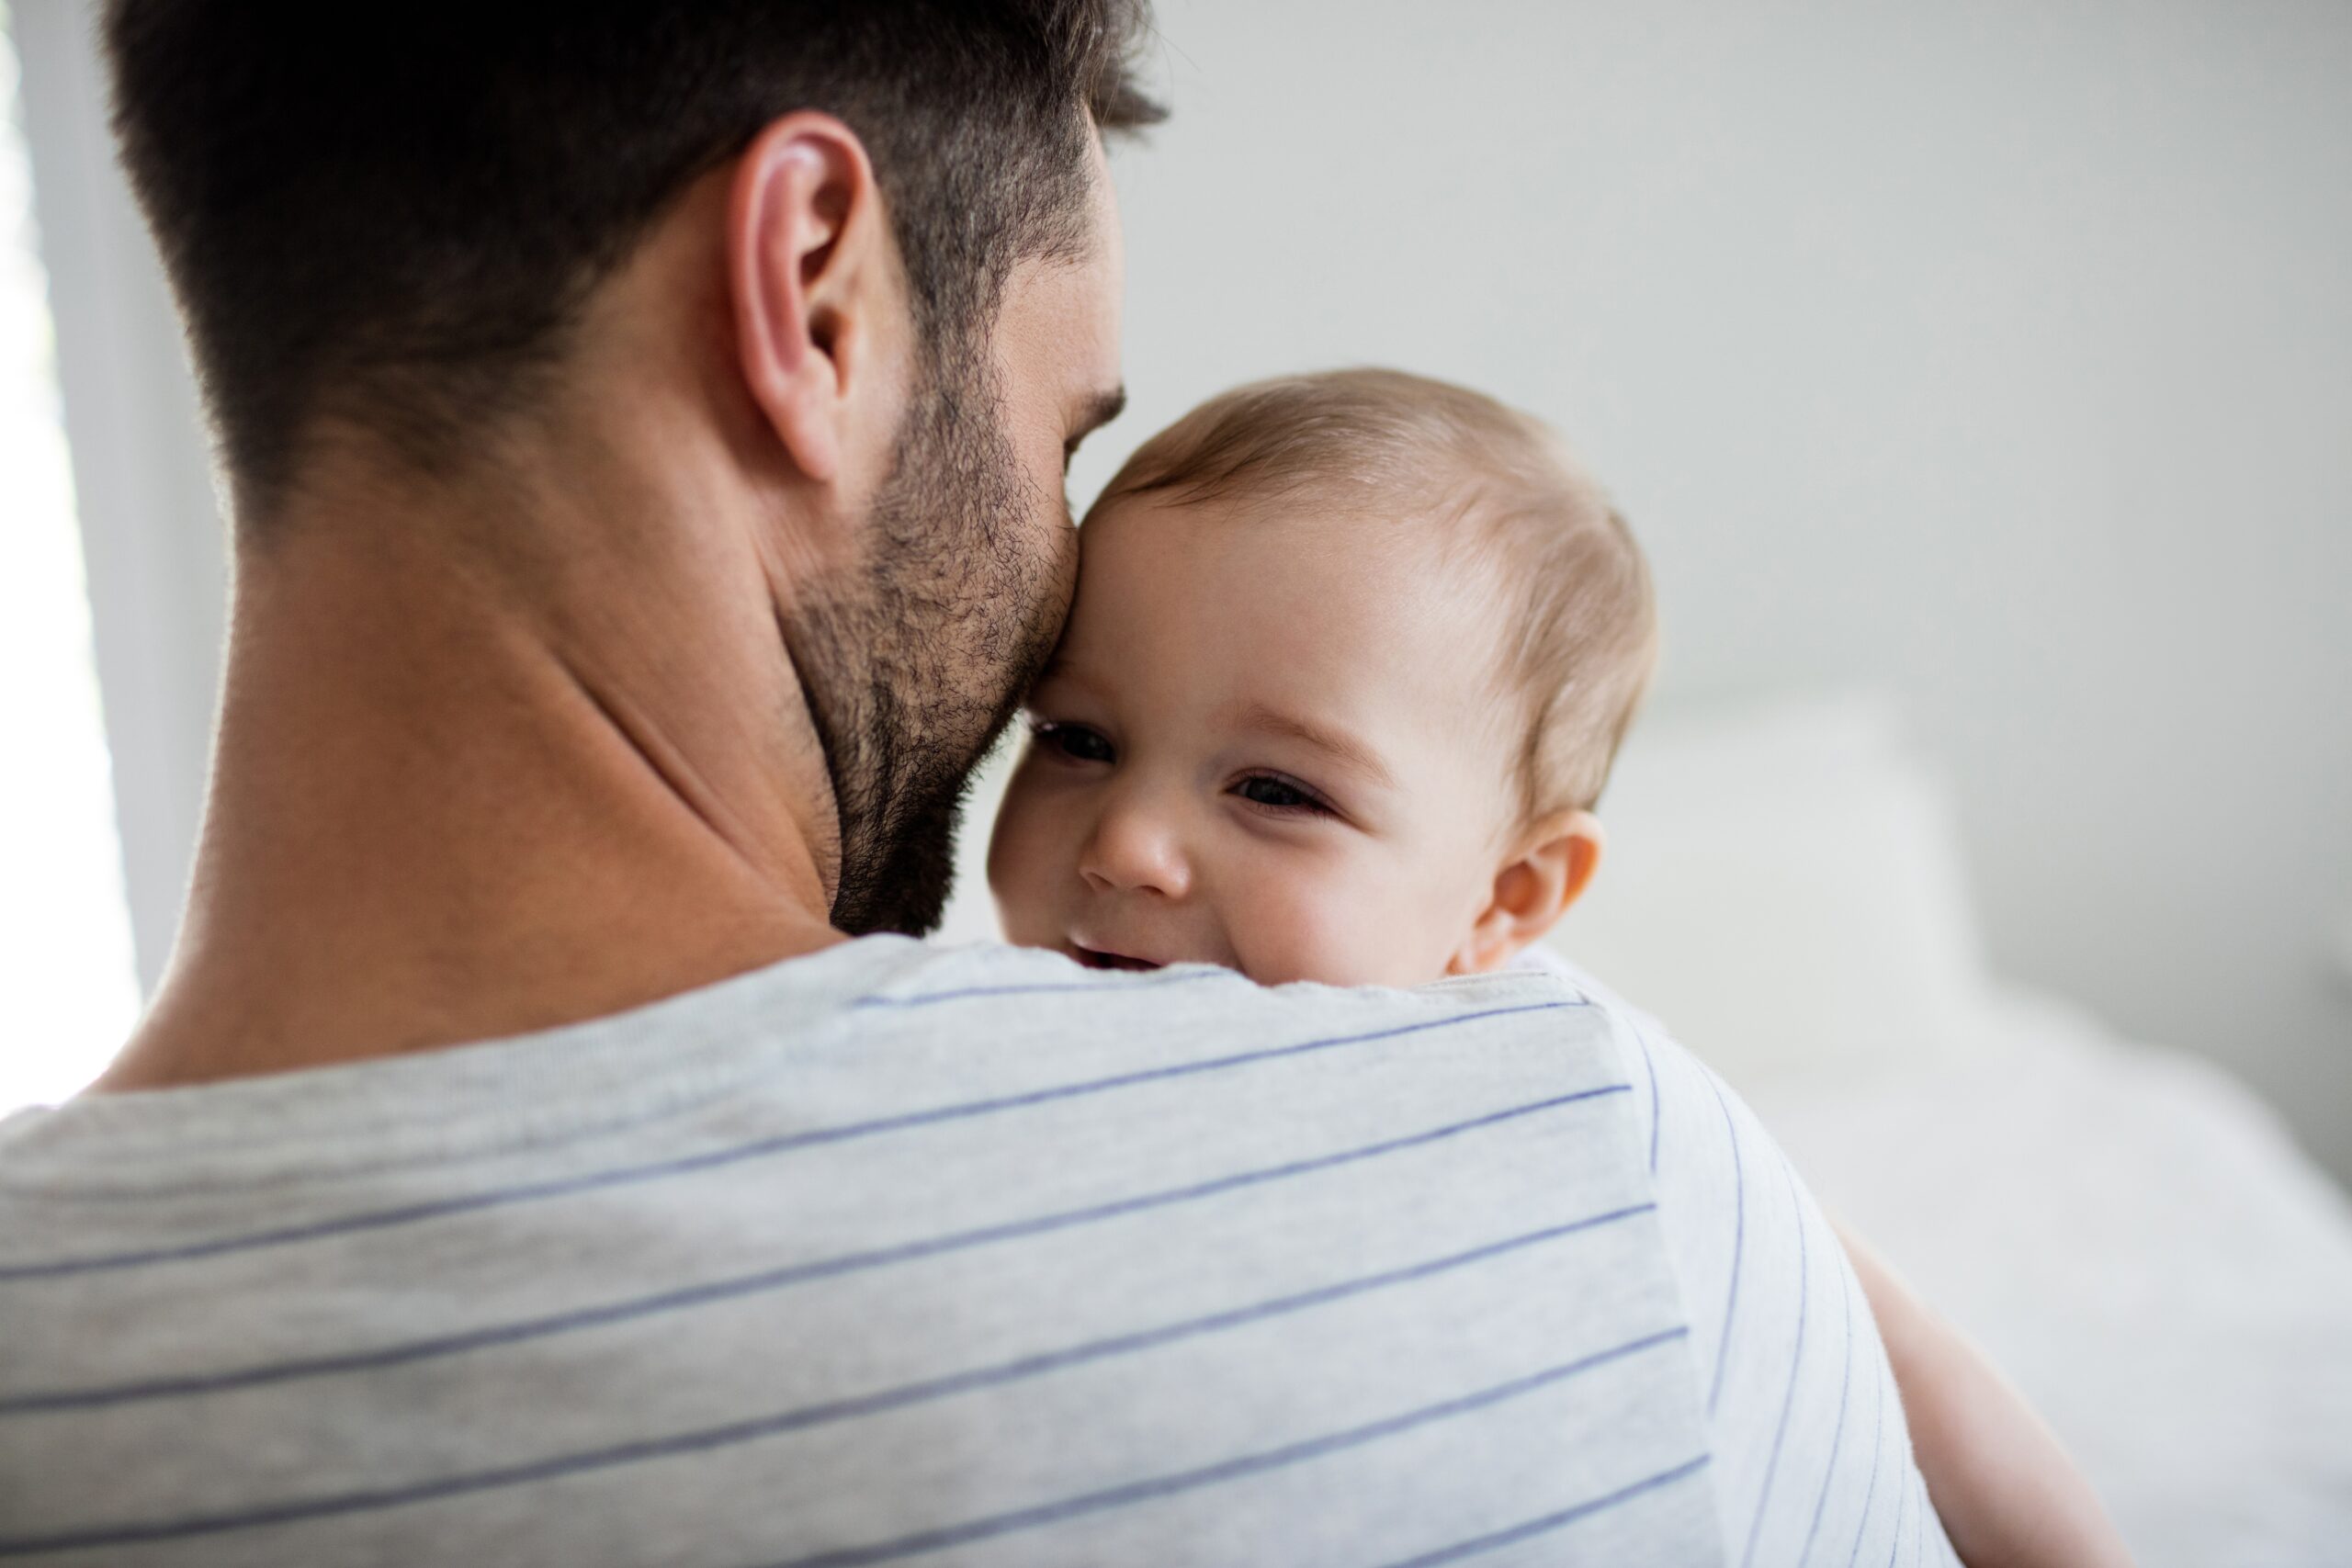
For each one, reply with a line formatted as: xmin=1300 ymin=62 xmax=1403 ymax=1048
xmin=987 ymin=770 xmax=1068 ymax=943
xmin=1226 ymin=853 xmax=1461 ymax=988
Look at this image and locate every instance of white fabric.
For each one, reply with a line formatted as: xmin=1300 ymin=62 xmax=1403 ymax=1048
xmin=1744 ymin=987 xmax=2352 ymax=1568
xmin=0 ymin=936 xmax=1955 ymax=1566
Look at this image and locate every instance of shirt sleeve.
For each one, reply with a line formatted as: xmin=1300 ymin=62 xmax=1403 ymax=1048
xmin=1555 ymin=956 xmax=1963 ymax=1568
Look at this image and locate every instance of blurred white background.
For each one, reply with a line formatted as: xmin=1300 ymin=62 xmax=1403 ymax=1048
xmin=7 ymin=0 xmax=2349 ymax=1186
xmin=0 ymin=1 xmax=138 ymax=1107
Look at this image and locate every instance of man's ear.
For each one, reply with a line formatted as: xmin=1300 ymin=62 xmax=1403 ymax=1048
xmin=1446 ymin=810 xmax=1606 ymax=976
xmin=728 ymin=112 xmax=900 ymax=490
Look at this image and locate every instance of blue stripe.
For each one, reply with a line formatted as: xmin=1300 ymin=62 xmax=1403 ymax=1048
xmin=852 ymin=968 xmax=1238 ymax=1009
xmin=1883 ymin=1472 xmax=1907 ymax=1568
xmin=1707 ymin=1069 xmax=1746 ymax=1415
xmin=1637 ymin=1026 xmax=1662 ymax=1173
xmin=1741 ymin=1161 xmax=1810 ymax=1568
xmin=1368 ymin=1453 xmax=1713 ymax=1568
xmin=1795 ymin=1262 xmax=1857 ymax=1567
xmin=0 ymin=998 xmax=1581 ymax=1282
xmin=0 ymin=1089 xmax=1632 ymax=1416
xmin=747 ymin=1327 xmax=1694 ymax=1568
xmin=0 ymin=1323 xmax=1688 ymax=1560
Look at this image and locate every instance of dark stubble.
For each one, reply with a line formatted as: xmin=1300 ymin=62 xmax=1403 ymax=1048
xmin=785 ymin=339 xmax=1073 ymax=937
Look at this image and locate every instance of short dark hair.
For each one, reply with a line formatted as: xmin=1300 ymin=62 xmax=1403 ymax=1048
xmin=104 ymin=1 xmax=1163 ymax=524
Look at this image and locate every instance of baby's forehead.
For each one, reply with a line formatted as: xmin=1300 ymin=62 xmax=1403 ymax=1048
xmin=1067 ymin=485 xmax=1522 ymax=739
xmin=1080 ymin=482 xmax=1499 ymax=622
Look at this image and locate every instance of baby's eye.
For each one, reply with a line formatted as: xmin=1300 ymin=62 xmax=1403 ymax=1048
xmin=1233 ymin=773 xmax=1331 ymax=815
xmin=1033 ymin=720 xmax=1114 ymax=764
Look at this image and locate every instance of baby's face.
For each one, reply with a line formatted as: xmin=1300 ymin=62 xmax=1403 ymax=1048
xmin=988 ymin=492 xmax=1527 ymax=987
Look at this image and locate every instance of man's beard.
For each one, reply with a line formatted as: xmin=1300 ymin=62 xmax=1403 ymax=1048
xmin=784 ymin=341 xmax=1072 ymax=937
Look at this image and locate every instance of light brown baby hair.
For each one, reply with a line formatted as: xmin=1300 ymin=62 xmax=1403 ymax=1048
xmin=1091 ymin=367 xmax=1657 ymax=818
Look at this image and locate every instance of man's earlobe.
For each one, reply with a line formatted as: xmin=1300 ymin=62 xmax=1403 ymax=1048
xmin=728 ymin=113 xmax=886 ymax=487
xmin=1446 ymin=811 xmax=1607 ymax=976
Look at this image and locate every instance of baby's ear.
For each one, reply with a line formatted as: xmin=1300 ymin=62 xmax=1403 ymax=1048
xmin=1445 ymin=810 xmax=1605 ymax=976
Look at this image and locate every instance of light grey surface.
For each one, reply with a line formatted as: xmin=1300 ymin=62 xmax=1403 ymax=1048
xmin=17 ymin=1 xmax=2351 ymax=1176
xmin=0 ymin=937 xmax=1952 ymax=1565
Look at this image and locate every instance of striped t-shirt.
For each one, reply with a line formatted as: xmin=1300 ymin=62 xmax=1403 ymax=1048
xmin=0 ymin=935 xmax=1956 ymax=1566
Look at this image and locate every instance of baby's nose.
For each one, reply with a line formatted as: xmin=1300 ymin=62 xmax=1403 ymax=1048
xmin=1078 ymin=793 xmax=1193 ymax=900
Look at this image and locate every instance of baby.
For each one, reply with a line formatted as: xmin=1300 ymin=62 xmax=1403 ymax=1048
xmin=989 ymin=369 xmax=2131 ymax=1567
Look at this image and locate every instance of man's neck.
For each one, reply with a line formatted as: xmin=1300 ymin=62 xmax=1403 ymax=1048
xmin=98 ymin=446 xmax=847 ymax=1093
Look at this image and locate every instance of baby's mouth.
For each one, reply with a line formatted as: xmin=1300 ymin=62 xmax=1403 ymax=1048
xmin=1071 ymin=944 xmax=1163 ymax=972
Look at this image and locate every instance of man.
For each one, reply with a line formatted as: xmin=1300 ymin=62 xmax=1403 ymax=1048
xmin=0 ymin=5 xmax=1953 ymax=1563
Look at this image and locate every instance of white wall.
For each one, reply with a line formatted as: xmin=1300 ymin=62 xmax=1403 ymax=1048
xmin=1059 ymin=0 xmax=2352 ymax=1173
xmin=17 ymin=0 xmax=227 ymax=997
xmin=25 ymin=1 xmax=2350 ymax=1175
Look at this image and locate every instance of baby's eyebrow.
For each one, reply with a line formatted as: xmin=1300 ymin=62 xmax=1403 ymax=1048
xmin=1236 ymin=703 xmax=1397 ymax=791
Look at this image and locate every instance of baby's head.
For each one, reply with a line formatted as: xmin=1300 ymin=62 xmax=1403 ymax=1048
xmin=989 ymin=368 xmax=1656 ymax=987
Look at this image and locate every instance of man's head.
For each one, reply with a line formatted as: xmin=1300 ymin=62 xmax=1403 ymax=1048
xmin=106 ymin=1 xmax=1161 ymax=935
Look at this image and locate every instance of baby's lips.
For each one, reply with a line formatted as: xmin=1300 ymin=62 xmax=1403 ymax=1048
xmin=1064 ymin=935 xmax=1170 ymax=972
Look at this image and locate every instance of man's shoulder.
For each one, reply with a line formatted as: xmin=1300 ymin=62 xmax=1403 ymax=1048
xmin=858 ymin=941 xmax=1634 ymax=1096
xmin=874 ymin=940 xmax=1605 ymax=1029
xmin=5 ymin=938 xmax=1951 ymax=1567
xmin=0 ymin=939 xmax=1743 ymax=1566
